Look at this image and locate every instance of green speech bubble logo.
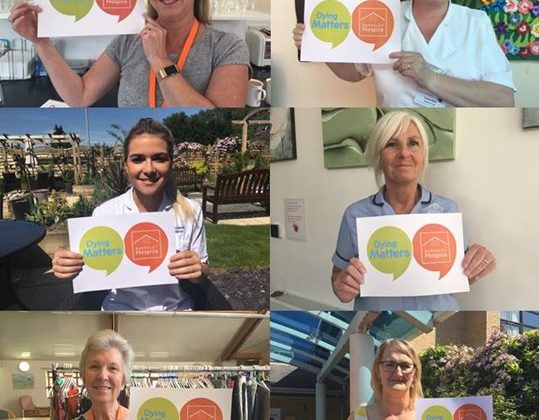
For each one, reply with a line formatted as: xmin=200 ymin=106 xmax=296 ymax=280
xmin=137 ymin=397 xmax=178 ymax=420
xmin=50 ymin=0 xmax=94 ymax=22
xmin=367 ymin=226 xmax=412 ymax=280
xmin=79 ymin=226 xmax=124 ymax=276
xmin=421 ymin=405 xmax=452 ymax=420
xmin=310 ymin=0 xmax=351 ymax=48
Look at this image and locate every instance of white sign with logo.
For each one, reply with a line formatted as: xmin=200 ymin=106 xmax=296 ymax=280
xmin=416 ymin=395 xmax=493 ymax=420
xmin=68 ymin=212 xmax=177 ymax=293
xmin=301 ymin=0 xmax=401 ymax=63
xmin=37 ymin=0 xmax=144 ymax=37
xmin=129 ymin=388 xmax=232 ymax=420
xmin=356 ymin=213 xmax=469 ymax=297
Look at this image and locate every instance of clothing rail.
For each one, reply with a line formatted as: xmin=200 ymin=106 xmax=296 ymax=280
xmin=131 ymin=365 xmax=270 ymax=374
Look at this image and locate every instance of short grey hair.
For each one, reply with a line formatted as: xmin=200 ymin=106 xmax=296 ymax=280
xmin=366 ymin=111 xmax=429 ymax=187
xmin=79 ymin=329 xmax=134 ymax=385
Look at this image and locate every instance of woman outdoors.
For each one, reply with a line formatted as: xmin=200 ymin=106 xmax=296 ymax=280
xmin=332 ymin=111 xmax=496 ymax=310
xmin=9 ymin=0 xmax=249 ymax=107
xmin=75 ymin=329 xmax=133 ymax=420
xmin=293 ymin=0 xmax=514 ymax=107
xmin=352 ymin=339 xmax=423 ymax=420
xmin=52 ymin=118 xmax=208 ymax=311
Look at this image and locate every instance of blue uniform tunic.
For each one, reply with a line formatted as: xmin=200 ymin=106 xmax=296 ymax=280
xmin=332 ymin=185 xmax=462 ymax=310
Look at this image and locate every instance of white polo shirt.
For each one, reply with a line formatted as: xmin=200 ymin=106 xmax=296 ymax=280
xmin=92 ymin=188 xmax=208 ymax=311
xmin=363 ymin=0 xmax=515 ymax=107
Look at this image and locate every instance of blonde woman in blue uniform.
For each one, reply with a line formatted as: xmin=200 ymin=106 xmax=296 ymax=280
xmin=331 ymin=111 xmax=496 ymax=310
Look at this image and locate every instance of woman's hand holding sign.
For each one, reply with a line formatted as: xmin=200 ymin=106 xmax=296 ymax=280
xmin=331 ymin=258 xmax=366 ymax=303
xmin=52 ymin=250 xmax=84 ymax=280
xmin=463 ymin=244 xmax=496 ymax=283
xmin=168 ymin=251 xmax=207 ymax=283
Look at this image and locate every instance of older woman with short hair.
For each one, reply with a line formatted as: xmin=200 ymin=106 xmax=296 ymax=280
xmin=77 ymin=330 xmax=134 ymax=420
xmin=332 ymin=111 xmax=496 ymax=310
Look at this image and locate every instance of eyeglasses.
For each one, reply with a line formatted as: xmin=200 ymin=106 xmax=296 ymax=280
xmin=380 ymin=361 xmax=416 ymax=374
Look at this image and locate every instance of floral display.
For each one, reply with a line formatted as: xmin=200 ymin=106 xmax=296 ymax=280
xmin=421 ymin=330 xmax=539 ymax=419
xmin=455 ymin=0 xmax=538 ymax=60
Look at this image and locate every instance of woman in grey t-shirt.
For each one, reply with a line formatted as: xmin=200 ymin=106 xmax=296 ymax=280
xmin=9 ymin=0 xmax=250 ymax=107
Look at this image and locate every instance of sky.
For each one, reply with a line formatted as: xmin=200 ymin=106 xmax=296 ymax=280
xmin=0 ymin=108 xmax=202 ymax=145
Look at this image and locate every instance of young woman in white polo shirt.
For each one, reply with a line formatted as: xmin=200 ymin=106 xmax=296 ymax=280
xmin=51 ymin=118 xmax=208 ymax=310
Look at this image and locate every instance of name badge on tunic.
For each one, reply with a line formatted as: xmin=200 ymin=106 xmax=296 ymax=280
xmin=413 ymin=88 xmax=445 ymax=107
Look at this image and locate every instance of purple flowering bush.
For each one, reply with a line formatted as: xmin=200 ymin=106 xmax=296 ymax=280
xmin=210 ymin=136 xmax=243 ymax=158
xmin=420 ymin=330 xmax=539 ymax=419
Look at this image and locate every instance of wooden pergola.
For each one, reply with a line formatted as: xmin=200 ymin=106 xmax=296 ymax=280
xmin=232 ymin=109 xmax=271 ymax=154
xmin=0 ymin=133 xmax=82 ymax=181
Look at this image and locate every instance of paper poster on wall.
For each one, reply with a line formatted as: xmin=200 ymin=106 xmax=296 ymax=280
xmin=37 ymin=0 xmax=144 ymax=37
xmin=285 ymin=198 xmax=306 ymax=241
xmin=68 ymin=212 xmax=177 ymax=293
xmin=129 ymin=388 xmax=232 ymax=420
xmin=269 ymin=408 xmax=281 ymax=420
xmin=416 ymin=395 xmax=493 ymax=420
xmin=12 ymin=373 xmax=35 ymax=389
xmin=301 ymin=0 xmax=401 ymax=64
xmin=356 ymin=213 xmax=469 ymax=297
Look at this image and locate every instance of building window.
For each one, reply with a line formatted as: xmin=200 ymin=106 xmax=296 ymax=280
xmin=500 ymin=311 xmax=539 ymax=335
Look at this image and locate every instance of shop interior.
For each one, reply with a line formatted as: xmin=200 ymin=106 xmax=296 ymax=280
xmin=0 ymin=311 xmax=269 ymax=419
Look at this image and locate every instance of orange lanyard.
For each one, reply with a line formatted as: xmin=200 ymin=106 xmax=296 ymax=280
xmin=148 ymin=19 xmax=200 ymax=108
xmin=88 ymin=406 xmax=120 ymax=420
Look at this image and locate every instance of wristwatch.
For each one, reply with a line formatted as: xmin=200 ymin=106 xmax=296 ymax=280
xmin=157 ymin=64 xmax=180 ymax=81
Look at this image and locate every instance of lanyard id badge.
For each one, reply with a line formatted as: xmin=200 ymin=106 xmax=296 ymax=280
xmin=148 ymin=19 xmax=199 ymax=108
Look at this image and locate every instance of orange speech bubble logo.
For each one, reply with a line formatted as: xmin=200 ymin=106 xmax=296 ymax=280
xmin=352 ymin=0 xmax=394 ymax=51
xmin=180 ymin=398 xmax=223 ymax=420
xmin=95 ymin=0 xmax=136 ymax=22
xmin=124 ymin=222 xmax=168 ymax=273
xmin=412 ymin=223 xmax=456 ymax=279
xmin=453 ymin=404 xmax=488 ymax=420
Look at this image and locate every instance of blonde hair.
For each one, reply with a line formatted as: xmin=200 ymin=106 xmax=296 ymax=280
xmin=366 ymin=111 xmax=429 ymax=187
xmin=79 ymin=329 xmax=134 ymax=386
xmin=124 ymin=118 xmax=196 ymax=223
xmin=147 ymin=0 xmax=210 ymax=24
xmin=370 ymin=339 xmax=423 ymax=406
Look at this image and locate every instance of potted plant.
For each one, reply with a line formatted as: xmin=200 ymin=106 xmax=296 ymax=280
xmin=73 ymin=172 xmax=96 ymax=197
xmin=36 ymin=167 xmax=49 ymax=189
xmin=31 ymin=167 xmax=50 ymax=203
xmin=6 ymin=189 xmax=32 ymax=220
xmin=1 ymin=172 xmax=18 ymax=193
xmin=26 ymin=193 xmax=72 ymax=259
xmin=64 ymin=169 xmax=74 ymax=195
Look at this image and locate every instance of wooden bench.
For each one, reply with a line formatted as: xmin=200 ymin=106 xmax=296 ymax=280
xmin=175 ymin=167 xmax=202 ymax=192
xmin=202 ymin=168 xmax=270 ymax=223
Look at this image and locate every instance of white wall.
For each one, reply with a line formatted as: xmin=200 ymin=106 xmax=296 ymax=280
xmin=271 ymin=0 xmax=539 ymax=108
xmin=270 ymin=107 xmax=539 ymax=310
xmin=0 ymin=359 xmax=69 ymax=416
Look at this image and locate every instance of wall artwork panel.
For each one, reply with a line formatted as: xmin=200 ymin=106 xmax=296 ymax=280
xmin=322 ymin=108 xmax=455 ymax=169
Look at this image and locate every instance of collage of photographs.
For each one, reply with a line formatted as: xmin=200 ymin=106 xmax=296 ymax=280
xmin=0 ymin=0 xmax=538 ymax=419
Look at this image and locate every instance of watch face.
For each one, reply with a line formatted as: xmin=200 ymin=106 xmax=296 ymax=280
xmin=158 ymin=65 xmax=179 ymax=81
xmin=165 ymin=65 xmax=179 ymax=76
